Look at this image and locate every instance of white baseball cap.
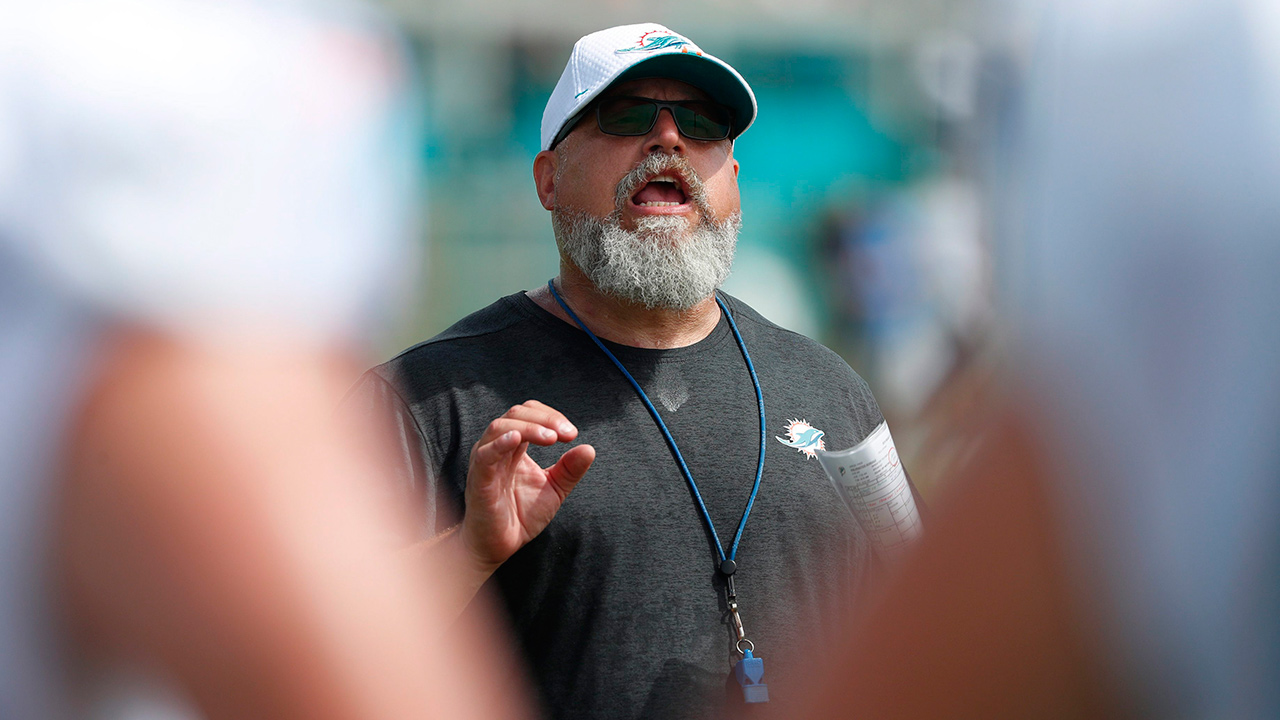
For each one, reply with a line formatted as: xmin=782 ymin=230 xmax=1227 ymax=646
xmin=540 ymin=23 xmax=757 ymax=152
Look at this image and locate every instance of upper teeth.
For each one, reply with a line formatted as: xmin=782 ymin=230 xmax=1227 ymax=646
xmin=636 ymin=174 xmax=682 ymax=207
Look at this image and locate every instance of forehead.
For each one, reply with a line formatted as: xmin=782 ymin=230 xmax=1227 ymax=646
xmin=600 ymin=77 xmax=712 ymax=101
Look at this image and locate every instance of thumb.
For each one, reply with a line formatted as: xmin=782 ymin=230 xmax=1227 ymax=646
xmin=546 ymin=444 xmax=595 ymax=500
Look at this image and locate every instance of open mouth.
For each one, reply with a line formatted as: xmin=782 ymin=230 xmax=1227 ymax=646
xmin=631 ymin=174 xmax=689 ymax=208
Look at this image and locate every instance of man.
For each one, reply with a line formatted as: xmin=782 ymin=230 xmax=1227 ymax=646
xmin=354 ymin=23 xmax=917 ymax=720
xmin=0 ymin=2 xmax=524 ymax=718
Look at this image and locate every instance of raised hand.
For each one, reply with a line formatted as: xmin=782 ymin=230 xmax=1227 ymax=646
xmin=459 ymin=400 xmax=595 ymax=571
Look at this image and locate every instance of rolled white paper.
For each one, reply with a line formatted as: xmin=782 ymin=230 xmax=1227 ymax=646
xmin=816 ymin=422 xmax=922 ymax=559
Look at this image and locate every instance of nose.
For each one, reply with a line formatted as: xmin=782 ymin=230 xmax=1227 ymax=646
xmin=646 ymin=107 xmax=685 ymax=155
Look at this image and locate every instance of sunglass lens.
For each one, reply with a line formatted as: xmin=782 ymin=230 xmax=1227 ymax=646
xmin=597 ymin=98 xmax=659 ymax=135
xmin=674 ymin=102 xmax=733 ymax=140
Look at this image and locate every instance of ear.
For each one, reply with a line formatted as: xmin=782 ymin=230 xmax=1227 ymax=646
xmin=724 ymin=141 xmax=739 ymax=180
xmin=533 ymin=150 xmax=558 ymax=211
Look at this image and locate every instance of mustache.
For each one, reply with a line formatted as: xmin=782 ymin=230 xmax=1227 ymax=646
xmin=611 ymin=153 xmax=713 ymax=218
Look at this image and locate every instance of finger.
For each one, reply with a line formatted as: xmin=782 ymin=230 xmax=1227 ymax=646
xmin=546 ymin=444 xmax=595 ymax=500
xmin=470 ymin=429 xmax=522 ymax=468
xmin=478 ymin=418 xmax=563 ymax=447
xmin=506 ymin=400 xmax=578 ymax=441
xmin=506 ymin=441 xmax=529 ymax=481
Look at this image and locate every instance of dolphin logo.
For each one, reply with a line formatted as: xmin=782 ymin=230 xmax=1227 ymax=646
xmin=776 ymin=419 xmax=826 ymax=459
xmin=616 ymin=31 xmax=691 ymax=54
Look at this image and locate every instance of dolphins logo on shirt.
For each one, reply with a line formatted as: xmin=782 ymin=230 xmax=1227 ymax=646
xmin=776 ymin=419 xmax=826 ymax=459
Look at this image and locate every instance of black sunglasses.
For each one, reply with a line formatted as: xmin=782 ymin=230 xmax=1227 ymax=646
xmin=595 ymin=96 xmax=734 ymax=141
xmin=554 ymin=96 xmax=735 ymax=148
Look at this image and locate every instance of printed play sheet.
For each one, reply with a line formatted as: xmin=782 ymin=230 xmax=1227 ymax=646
xmin=816 ymin=422 xmax=922 ymax=559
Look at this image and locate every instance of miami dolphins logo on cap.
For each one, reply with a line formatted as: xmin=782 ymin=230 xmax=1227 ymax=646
xmin=616 ymin=30 xmax=692 ymax=54
xmin=776 ymin=419 xmax=826 ymax=459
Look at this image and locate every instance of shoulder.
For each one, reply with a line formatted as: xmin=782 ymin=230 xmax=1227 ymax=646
xmin=373 ymin=293 xmax=535 ymax=386
xmin=718 ymin=292 xmax=859 ymax=375
xmin=719 ymin=292 xmax=885 ymax=441
xmin=719 ymin=291 xmax=880 ymax=405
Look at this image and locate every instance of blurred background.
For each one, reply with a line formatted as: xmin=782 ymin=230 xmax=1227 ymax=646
xmin=371 ymin=0 xmax=1012 ymax=499
xmin=7 ymin=2 xmax=1274 ymax=718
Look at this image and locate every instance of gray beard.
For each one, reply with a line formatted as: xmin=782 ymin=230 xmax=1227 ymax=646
xmin=553 ymin=210 xmax=741 ymax=311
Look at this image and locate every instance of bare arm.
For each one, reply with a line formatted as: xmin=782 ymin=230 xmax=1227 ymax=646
xmin=57 ymin=331 xmax=530 ymax=720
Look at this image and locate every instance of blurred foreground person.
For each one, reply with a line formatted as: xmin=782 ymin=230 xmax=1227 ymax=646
xmin=798 ymin=0 xmax=1280 ymax=718
xmin=0 ymin=2 xmax=525 ymax=719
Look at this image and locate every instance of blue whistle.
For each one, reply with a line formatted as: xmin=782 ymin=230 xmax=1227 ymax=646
xmin=733 ymin=649 xmax=769 ymax=703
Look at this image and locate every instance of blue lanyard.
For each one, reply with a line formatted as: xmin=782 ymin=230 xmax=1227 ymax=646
xmin=547 ymin=280 xmax=767 ymax=566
